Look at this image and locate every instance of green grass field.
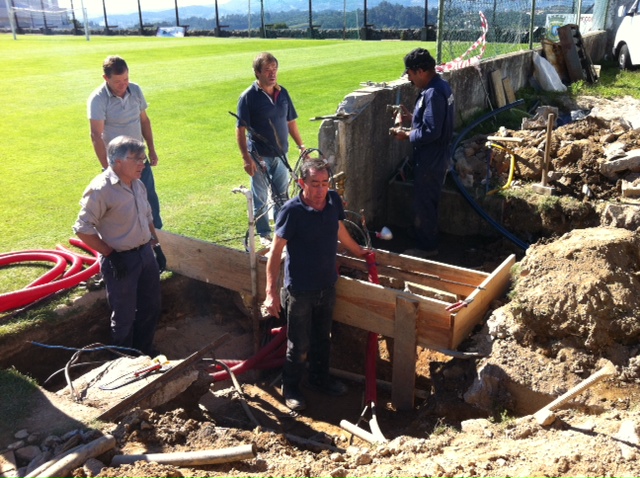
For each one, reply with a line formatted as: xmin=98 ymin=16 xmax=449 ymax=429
xmin=1 ymin=33 xmax=638 ymax=300
xmin=0 ymin=35 xmax=426 ymax=254
xmin=0 ymin=34 xmax=431 ymax=295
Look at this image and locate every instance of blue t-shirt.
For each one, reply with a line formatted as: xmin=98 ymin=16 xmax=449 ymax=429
xmin=237 ymin=82 xmax=298 ymax=156
xmin=276 ymin=190 xmax=345 ymax=291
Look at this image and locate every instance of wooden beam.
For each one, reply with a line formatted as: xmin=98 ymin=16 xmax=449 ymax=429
xmin=392 ymin=296 xmax=419 ymax=410
xmin=503 ymin=77 xmax=516 ymax=104
xmin=97 ymin=334 xmax=230 ymax=422
xmin=490 ymin=69 xmax=507 ymax=108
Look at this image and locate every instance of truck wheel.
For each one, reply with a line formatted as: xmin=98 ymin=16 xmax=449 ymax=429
xmin=619 ymin=44 xmax=631 ymax=70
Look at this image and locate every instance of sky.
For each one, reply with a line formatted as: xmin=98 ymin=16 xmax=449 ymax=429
xmin=57 ymin=0 xmax=229 ymax=19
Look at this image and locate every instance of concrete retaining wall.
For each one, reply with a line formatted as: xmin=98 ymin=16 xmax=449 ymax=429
xmin=318 ymin=31 xmax=607 ymax=234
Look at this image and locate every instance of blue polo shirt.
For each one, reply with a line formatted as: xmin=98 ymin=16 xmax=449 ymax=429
xmin=237 ymin=81 xmax=298 ymax=156
xmin=276 ymin=190 xmax=345 ymax=291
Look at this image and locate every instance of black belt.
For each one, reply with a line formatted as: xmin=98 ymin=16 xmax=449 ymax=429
xmin=120 ymin=242 xmax=149 ymax=253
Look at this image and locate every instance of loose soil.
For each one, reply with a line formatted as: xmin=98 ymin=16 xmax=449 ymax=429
xmin=4 ymin=96 xmax=640 ymax=478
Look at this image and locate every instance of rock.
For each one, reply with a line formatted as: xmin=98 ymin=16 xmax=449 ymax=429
xmin=83 ymin=457 xmax=106 ymax=477
xmin=615 ymin=420 xmax=639 ymax=460
xmin=13 ymin=430 xmax=29 ymax=440
xmin=6 ymin=441 xmax=24 ymax=451
xmin=354 ymin=452 xmax=373 ymax=466
xmin=330 ymin=466 xmax=348 ymax=477
xmin=14 ymin=445 xmax=40 ymax=463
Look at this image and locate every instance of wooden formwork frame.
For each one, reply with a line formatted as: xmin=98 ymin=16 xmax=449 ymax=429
xmin=157 ymin=230 xmax=515 ymax=410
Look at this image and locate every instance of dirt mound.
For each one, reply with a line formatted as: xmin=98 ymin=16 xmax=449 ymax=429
xmin=507 ymin=227 xmax=640 ymax=353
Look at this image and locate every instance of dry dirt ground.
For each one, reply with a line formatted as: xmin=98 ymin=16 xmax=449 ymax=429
xmin=4 ymin=96 xmax=640 ymax=478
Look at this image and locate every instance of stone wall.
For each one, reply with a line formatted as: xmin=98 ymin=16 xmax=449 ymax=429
xmin=318 ymin=31 xmax=607 ymax=232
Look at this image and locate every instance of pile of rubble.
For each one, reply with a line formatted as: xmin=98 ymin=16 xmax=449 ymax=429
xmin=454 ymin=96 xmax=640 ymax=203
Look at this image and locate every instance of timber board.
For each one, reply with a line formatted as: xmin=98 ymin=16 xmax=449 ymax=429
xmin=157 ymin=230 xmax=514 ymax=352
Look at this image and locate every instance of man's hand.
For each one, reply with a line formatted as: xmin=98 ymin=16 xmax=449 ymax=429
xmin=154 ymin=245 xmax=167 ymax=272
xmin=148 ymin=150 xmax=159 ymax=167
xmin=106 ymin=251 xmax=127 ymax=280
xmin=389 ymin=126 xmax=411 ymax=140
xmin=242 ymin=152 xmax=259 ymax=177
xmin=263 ymin=291 xmax=281 ymax=319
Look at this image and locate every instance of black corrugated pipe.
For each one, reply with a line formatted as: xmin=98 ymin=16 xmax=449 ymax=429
xmin=449 ymin=99 xmax=530 ymax=251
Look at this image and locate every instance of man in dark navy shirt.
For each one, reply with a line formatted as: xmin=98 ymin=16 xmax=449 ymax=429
xmin=236 ymin=52 xmax=306 ymax=246
xmin=264 ymin=158 xmax=367 ymax=411
xmin=392 ymin=48 xmax=455 ymax=257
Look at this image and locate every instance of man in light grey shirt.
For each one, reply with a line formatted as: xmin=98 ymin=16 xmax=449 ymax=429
xmin=88 ymin=55 xmax=163 ymax=230
xmin=74 ymin=136 xmax=164 ymax=355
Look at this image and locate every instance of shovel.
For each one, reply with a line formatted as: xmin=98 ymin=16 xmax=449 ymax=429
xmin=339 ymin=252 xmax=387 ymax=444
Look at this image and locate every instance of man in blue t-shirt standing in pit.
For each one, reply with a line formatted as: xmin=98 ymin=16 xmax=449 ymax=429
xmin=236 ymin=52 xmax=306 ymax=247
xmin=264 ymin=158 xmax=368 ymax=412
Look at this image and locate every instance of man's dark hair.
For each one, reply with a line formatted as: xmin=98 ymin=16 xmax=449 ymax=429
xmin=103 ymin=55 xmax=128 ymax=77
xmin=253 ymin=52 xmax=278 ymax=78
xmin=300 ymin=157 xmax=332 ymax=180
xmin=403 ymin=48 xmax=436 ymax=74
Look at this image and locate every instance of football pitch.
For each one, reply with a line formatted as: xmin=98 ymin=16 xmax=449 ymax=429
xmin=0 ymin=34 xmax=425 ymax=256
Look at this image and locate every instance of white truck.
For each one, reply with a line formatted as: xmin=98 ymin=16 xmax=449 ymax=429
xmin=613 ymin=0 xmax=640 ymax=69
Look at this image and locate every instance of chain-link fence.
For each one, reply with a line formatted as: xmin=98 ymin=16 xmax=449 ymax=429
xmin=1 ymin=0 xmax=626 ymax=63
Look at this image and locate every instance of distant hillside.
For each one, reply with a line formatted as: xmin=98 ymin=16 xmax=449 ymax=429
xmin=88 ymin=0 xmax=426 ymax=27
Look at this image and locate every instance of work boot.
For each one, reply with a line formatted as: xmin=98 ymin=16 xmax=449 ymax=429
xmin=305 ymin=375 xmax=348 ymax=397
xmin=282 ymin=385 xmax=307 ymax=411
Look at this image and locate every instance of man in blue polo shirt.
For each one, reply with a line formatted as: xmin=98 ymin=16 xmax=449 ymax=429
xmin=236 ymin=52 xmax=306 ymax=246
xmin=264 ymin=158 xmax=368 ymax=412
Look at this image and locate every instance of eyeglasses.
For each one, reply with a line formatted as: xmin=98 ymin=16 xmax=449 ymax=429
xmin=125 ymin=156 xmax=147 ymax=164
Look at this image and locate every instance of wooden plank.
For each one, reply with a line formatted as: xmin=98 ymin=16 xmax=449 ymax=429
xmin=392 ymin=296 xmax=419 ymax=410
xmin=490 ymin=69 xmax=507 ymax=108
xmin=157 ymin=230 xmax=271 ymax=302
xmin=337 ymin=254 xmax=480 ymax=296
xmin=157 ymin=230 xmax=511 ymax=353
xmin=97 ymin=334 xmax=230 ymax=422
xmin=503 ymin=77 xmax=516 ymax=104
xmin=449 ymin=254 xmax=515 ymax=348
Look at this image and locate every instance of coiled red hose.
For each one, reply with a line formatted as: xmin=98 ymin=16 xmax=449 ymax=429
xmin=0 ymin=239 xmax=100 ymax=314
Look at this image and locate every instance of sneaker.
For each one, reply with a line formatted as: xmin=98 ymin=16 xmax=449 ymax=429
xmin=259 ymin=234 xmax=273 ymax=248
xmin=403 ymin=248 xmax=439 ymax=259
xmin=283 ymin=386 xmax=307 ymax=411
xmin=305 ymin=376 xmax=348 ymax=397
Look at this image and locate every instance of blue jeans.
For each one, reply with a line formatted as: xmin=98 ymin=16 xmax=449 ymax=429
xmin=141 ymin=161 xmax=162 ymax=230
xmin=281 ymin=286 xmax=336 ymax=390
xmin=101 ymin=243 xmax=161 ymax=355
xmin=250 ymin=155 xmax=290 ymax=237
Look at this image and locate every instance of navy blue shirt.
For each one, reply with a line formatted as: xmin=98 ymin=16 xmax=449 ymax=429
xmin=409 ymin=74 xmax=455 ymax=169
xmin=237 ymin=81 xmax=298 ymax=156
xmin=275 ymin=190 xmax=345 ymax=291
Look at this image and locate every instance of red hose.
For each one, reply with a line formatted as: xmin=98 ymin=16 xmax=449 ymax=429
xmin=364 ymin=251 xmax=380 ymax=404
xmin=209 ymin=326 xmax=287 ymax=382
xmin=0 ymin=239 xmax=100 ymax=314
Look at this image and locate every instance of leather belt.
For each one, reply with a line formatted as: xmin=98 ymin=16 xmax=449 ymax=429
xmin=121 ymin=242 xmax=149 ymax=253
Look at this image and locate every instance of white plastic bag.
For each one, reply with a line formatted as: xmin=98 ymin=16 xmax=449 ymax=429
xmin=532 ymin=52 xmax=567 ymax=92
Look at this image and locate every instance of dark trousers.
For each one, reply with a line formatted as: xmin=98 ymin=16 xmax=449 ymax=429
xmin=281 ymin=286 xmax=336 ymax=390
xmin=101 ymin=243 xmax=161 ymax=355
xmin=141 ymin=161 xmax=162 ymax=230
xmin=413 ymin=156 xmax=449 ymax=251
